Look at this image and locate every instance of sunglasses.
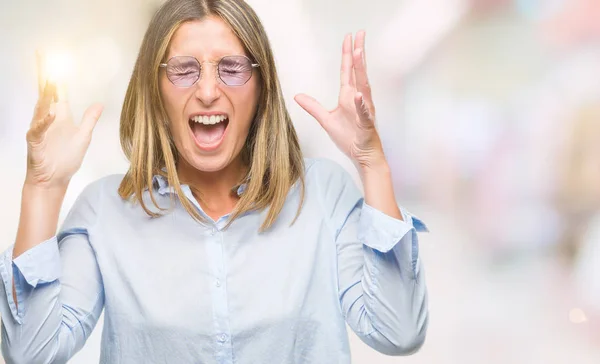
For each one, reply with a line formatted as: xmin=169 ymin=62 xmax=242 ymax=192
xmin=159 ymin=55 xmax=259 ymax=87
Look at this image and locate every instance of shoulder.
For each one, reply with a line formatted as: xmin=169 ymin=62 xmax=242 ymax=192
xmin=68 ymin=174 xmax=126 ymax=213
xmin=77 ymin=174 xmax=125 ymax=201
xmin=61 ymin=174 xmax=126 ymax=230
xmin=304 ymin=157 xmax=352 ymax=186
xmin=302 ymin=157 xmax=361 ymax=203
xmin=301 ymin=158 xmax=362 ymax=233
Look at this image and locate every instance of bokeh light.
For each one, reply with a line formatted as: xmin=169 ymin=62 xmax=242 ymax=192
xmin=43 ymin=50 xmax=75 ymax=84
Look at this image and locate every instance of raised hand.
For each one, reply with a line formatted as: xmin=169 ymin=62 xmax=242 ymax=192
xmin=294 ymin=30 xmax=385 ymax=169
xmin=25 ymin=79 xmax=104 ymax=189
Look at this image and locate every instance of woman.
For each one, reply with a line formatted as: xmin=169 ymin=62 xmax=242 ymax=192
xmin=0 ymin=0 xmax=428 ymax=363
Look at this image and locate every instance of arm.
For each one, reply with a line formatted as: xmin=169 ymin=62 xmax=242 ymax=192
xmin=318 ymin=159 xmax=428 ymax=355
xmin=359 ymin=159 xmax=402 ymax=220
xmin=11 ymin=184 xmax=67 ymax=308
xmin=295 ymin=29 xmax=430 ymax=355
xmin=0 ymin=56 xmax=105 ymax=363
xmin=337 ymin=196 xmax=428 ymax=355
xmin=0 ymin=182 xmax=105 ymax=364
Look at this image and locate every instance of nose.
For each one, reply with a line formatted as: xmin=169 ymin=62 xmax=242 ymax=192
xmin=194 ymin=65 xmax=221 ymax=105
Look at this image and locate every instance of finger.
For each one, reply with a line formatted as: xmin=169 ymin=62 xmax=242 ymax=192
xmin=32 ymin=81 xmax=57 ymax=123
xmin=340 ymin=33 xmax=354 ymax=88
xmin=354 ymin=92 xmax=374 ymax=128
xmin=26 ymin=110 xmax=56 ymax=143
xmin=36 ymin=50 xmax=47 ymax=98
xmin=353 ymin=30 xmax=367 ymax=69
xmin=353 ymin=46 xmax=372 ymax=104
xmin=54 ymin=80 xmax=68 ymax=102
xmin=294 ymin=94 xmax=330 ymax=128
xmin=79 ymin=103 xmax=104 ymax=136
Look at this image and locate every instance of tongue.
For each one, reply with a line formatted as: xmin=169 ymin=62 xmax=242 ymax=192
xmin=191 ymin=122 xmax=226 ymax=144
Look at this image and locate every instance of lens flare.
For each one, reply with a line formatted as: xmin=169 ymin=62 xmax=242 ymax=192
xmin=36 ymin=49 xmax=74 ymax=100
xmin=45 ymin=52 xmax=73 ymax=83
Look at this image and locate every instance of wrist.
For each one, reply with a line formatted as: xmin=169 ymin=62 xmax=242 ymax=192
xmin=23 ymin=176 xmax=69 ymax=195
xmin=357 ymin=156 xmax=390 ymax=180
xmin=15 ymin=182 xmax=67 ymax=259
xmin=22 ymin=181 xmax=68 ymax=207
xmin=357 ymin=158 xmax=403 ymax=220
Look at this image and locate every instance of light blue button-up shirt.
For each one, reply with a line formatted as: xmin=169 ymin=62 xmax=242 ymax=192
xmin=0 ymin=158 xmax=428 ymax=364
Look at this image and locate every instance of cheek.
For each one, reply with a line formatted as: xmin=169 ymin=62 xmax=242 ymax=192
xmin=235 ymin=82 xmax=261 ymax=125
xmin=159 ymin=84 xmax=185 ymax=144
xmin=160 ymin=77 xmax=180 ymax=121
xmin=160 ymin=80 xmax=186 ymax=127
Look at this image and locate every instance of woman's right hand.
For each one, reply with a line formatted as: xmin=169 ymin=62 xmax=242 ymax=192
xmin=25 ymin=81 xmax=104 ymax=189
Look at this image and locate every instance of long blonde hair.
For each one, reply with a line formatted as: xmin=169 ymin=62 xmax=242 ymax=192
xmin=118 ymin=0 xmax=305 ymax=231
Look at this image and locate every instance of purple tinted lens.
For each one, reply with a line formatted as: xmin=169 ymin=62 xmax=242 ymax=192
xmin=166 ymin=56 xmax=200 ymax=87
xmin=218 ymin=56 xmax=253 ymax=86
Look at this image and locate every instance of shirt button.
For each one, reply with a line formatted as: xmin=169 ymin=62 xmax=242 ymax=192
xmin=210 ymin=228 xmax=217 ymax=236
xmin=218 ymin=333 xmax=228 ymax=343
xmin=215 ymin=279 xmax=221 ymax=287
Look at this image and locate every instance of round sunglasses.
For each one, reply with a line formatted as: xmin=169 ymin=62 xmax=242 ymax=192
xmin=159 ymin=55 xmax=259 ymax=87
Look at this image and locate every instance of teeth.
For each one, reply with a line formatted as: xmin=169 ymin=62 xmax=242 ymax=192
xmin=191 ymin=115 xmax=227 ymax=125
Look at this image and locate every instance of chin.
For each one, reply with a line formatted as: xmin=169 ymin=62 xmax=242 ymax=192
xmin=188 ymin=153 xmax=233 ymax=173
xmin=176 ymin=138 xmax=243 ymax=175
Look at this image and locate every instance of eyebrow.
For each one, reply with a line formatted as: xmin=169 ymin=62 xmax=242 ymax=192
xmin=167 ymin=47 xmax=248 ymax=60
xmin=167 ymin=57 xmax=198 ymax=66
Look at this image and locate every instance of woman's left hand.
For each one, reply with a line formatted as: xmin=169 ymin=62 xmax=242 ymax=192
xmin=295 ymin=30 xmax=385 ymax=170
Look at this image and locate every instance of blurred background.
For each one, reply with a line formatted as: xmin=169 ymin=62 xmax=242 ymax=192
xmin=1 ymin=0 xmax=599 ymax=362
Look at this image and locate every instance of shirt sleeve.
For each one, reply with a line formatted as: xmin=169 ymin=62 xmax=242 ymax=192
xmin=0 ymin=181 xmax=106 ymax=364
xmin=313 ymin=158 xmax=429 ymax=356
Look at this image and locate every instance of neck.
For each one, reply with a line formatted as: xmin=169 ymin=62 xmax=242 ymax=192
xmin=177 ymin=158 xmax=246 ymax=201
xmin=176 ymin=157 xmax=247 ymax=220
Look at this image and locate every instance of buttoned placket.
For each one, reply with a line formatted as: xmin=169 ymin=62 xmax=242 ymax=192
xmin=155 ymin=178 xmax=241 ymax=364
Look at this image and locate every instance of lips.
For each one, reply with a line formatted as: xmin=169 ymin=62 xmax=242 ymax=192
xmin=188 ymin=114 xmax=230 ymax=151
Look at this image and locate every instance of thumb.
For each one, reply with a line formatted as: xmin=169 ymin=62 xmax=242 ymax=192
xmin=79 ymin=103 xmax=104 ymax=136
xmin=294 ymin=94 xmax=329 ymax=129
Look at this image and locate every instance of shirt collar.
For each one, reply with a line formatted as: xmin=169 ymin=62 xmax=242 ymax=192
xmin=152 ymin=173 xmax=248 ymax=197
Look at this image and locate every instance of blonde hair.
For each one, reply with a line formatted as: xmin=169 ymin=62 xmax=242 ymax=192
xmin=118 ymin=0 xmax=305 ymax=231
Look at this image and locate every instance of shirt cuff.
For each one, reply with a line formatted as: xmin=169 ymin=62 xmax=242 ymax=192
xmin=358 ymin=203 xmax=428 ymax=252
xmin=0 ymin=237 xmax=62 ymax=323
xmin=13 ymin=236 xmax=62 ymax=288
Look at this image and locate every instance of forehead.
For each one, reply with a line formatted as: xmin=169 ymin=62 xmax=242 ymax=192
xmin=167 ymin=16 xmax=246 ymax=59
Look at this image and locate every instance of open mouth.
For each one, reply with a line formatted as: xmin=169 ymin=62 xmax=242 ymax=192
xmin=189 ymin=114 xmax=230 ymax=150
